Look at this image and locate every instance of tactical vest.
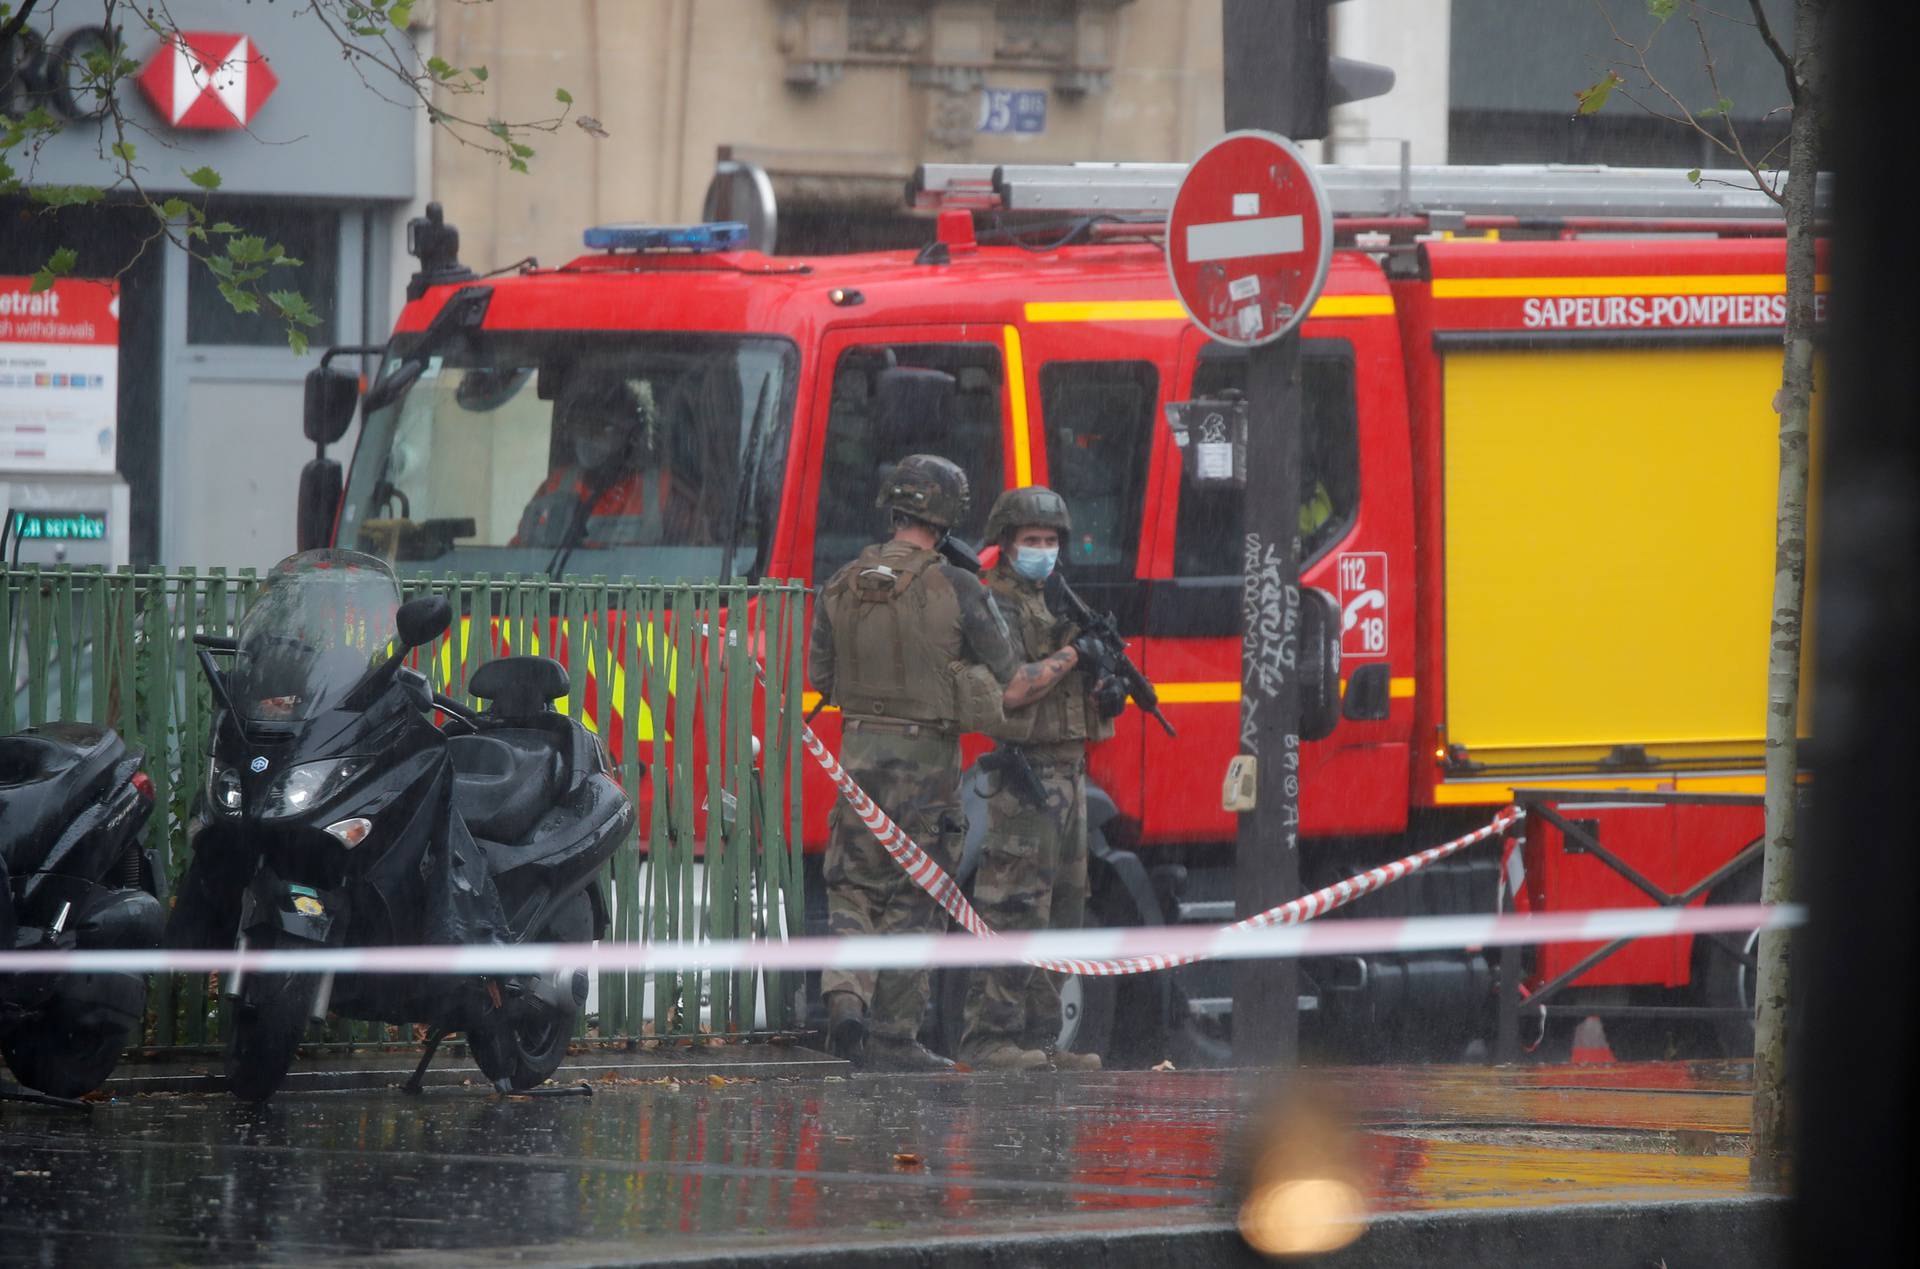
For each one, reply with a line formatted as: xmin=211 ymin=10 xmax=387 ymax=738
xmin=985 ymin=562 xmax=1113 ymax=748
xmin=821 ymin=541 xmax=966 ymax=729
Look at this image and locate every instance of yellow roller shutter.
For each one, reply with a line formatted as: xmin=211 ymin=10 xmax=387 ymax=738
xmin=1441 ymin=346 xmax=1806 ymax=769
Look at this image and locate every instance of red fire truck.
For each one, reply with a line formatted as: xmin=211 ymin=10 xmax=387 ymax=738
xmin=305 ymin=161 xmax=1818 ymax=1063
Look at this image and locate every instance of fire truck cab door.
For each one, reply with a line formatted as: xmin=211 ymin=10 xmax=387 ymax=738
xmin=1013 ymin=318 xmax=1173 ymax=824
xmin=800 ymin=325 xmax=1017 ymax=585
xmin=1135 ymin=322 xmax=1415 ymax=844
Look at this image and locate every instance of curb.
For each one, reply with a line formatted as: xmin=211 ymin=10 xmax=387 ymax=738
xmin=289 ymin=1195 xmax=1786 ymax=1269
xmin=668 ymin=1196 xmax=1786 ymax=1269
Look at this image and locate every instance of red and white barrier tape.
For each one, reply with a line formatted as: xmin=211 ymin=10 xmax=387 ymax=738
xmin=0 ymin=903 xmax=1802 ymax=977
xmin=800 ymin=722 xmax=1526 ymax=976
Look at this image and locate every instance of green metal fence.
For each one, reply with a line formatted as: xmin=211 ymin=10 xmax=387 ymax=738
xmin=2 ymin=565 xmax=808 ymax=1047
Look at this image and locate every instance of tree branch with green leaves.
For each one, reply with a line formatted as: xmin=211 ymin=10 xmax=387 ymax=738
xmin=1577 ymin=0 xmax=1789 ymax=203
xmin=0 ymin=0 xmax=575 ymax=352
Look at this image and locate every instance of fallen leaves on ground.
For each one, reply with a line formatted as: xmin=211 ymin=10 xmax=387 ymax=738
xmin=891 ymin=1152 xmax=923 ymax=1168
xmin=1150 ymin=1059 xmax=1177 ymax=1072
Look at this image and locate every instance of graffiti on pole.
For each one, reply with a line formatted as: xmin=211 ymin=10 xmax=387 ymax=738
xmin=1240 ymin=530 xmax=1300 ymax=750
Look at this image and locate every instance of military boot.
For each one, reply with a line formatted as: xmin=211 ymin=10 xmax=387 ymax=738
xmin=863 ymin=1036 xmax=958 ymax=1073
xmin=823 ymin=991 xmax=867 ymax=1063
xmin=963 ymin=1041 xmax=1051 ymax=1071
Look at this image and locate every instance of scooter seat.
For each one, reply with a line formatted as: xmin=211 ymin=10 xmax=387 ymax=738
xmin=0 ymin=722 xmax=125 ymax=869
xmin=468 ymin=656 xmax=569 ymax=719
xmin=448 ymin=730 xmax=563 ymax=845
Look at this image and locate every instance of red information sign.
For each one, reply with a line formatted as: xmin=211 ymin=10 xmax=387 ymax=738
xmin=1 ymin=277 xmax=120 ymax=473
xmin=1166 ymin=130 xmax=1332 ymax=348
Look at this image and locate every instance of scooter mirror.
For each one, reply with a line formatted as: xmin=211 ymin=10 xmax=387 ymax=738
xmin=396 ymin=596 xmax=452 ymax=649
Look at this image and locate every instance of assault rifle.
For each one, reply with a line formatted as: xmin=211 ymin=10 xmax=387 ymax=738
xmin=935 ymin=533 xmax=983 ymax=574
xmin=937 ymin=533 xmax=1046 ymax=808
xmin=1043 ymin=571 xmax=1178 ymax=737
xmin=976 ymin=744 xmax=1048 ymax=809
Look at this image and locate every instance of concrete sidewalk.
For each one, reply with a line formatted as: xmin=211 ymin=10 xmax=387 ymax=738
xmin=3 ymin=1059 xmax=1781 ymax=1267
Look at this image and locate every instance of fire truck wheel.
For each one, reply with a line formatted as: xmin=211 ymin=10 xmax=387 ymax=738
xmin=1058 ymin=970 xmax=1113 ymax=1058
xmin=1692 ymin=856 xmax=1762 ymax=1057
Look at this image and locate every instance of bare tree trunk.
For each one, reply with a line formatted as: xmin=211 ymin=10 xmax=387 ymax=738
xmin=1751 ymin=0 xmax=1824 ymax=1189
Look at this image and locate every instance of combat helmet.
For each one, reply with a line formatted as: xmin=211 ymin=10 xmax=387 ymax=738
xmin=875 ymin=454 xmax=970 ymax=530
xmin=984 ymin=485 xmax=1071 ymax=544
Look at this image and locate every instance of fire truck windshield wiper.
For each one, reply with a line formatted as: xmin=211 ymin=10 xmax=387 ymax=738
xmin=717 ymin=371 xmax=775 ymax=586
xmin=363 ymin=285 xmax=494 ymax=413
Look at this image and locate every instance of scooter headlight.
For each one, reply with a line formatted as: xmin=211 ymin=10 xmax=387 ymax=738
xmin=209 ymin=761 xmax=244 ymax=814
xmin=258 ymin=757 xmax=373 ymax=821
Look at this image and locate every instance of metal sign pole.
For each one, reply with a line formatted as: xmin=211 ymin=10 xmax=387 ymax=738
xmin=1222 ymin=0 xmax=1322 ymax=1066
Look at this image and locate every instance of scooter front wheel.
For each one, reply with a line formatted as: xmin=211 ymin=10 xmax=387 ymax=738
xmin=224 ymin=964 xmax=319 ymax=1102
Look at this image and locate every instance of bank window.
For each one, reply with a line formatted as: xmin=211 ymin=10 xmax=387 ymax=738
xmin=186 ymin=202 xmax=339 ymax=346
xmin=811 ymin=342 xmax=1004 ymax=582
xmin=1038 ymin=361 xmax=1157 ymax=584
xmin=1173 ymin=340 xmax=1360 ymax=576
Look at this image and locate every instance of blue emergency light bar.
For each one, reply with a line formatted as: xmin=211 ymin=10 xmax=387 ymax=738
xmin=582 ymin=221 xmax=748 ymax=252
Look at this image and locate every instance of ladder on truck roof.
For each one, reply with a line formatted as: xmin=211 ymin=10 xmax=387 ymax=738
xmin=910 ymin=161 xmax=1830 ymax=228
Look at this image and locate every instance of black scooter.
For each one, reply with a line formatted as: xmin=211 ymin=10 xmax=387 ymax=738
xmin=166 ymin=550 xmax=634 ymax=1102
xmin=1 ymin=722 xmax=162 ymax=1104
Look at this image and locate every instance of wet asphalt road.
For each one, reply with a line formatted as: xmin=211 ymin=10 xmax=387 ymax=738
xmin=0 ymin=1061 xmax=1761 ymax=1266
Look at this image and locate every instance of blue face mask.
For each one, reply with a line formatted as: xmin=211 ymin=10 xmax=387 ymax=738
xmin=1011 ymin=545 xmax=1058 ymax=582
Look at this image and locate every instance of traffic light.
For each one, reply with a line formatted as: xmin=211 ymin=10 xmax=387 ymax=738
xmin=1222 ymin=0 xmax=1396 ymax=141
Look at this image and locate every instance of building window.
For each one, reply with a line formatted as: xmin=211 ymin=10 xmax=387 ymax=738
xmin=1173 ymin=339 xmax=1360 ymax=578
xmin=811 ymin=341 xmax=1005 ymax=582
xmin=186 ymin=202 xmax=338 ymax=346
xmin=1037 ymin=360 xmax=1157 ymax=583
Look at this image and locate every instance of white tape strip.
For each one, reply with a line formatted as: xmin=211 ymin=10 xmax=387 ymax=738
xmin=0 ymin=903 xmax=1802 ymax=977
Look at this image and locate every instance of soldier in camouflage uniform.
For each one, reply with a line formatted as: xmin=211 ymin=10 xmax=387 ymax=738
xmin=960 ymin=486 xmax=1127 ymax=1072
xmin=809 ymin=457 xmax=1083 ymax=1072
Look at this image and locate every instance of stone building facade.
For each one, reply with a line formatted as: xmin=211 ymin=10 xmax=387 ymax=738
xmin=426 ymin=0 xmax=1233 ymax=264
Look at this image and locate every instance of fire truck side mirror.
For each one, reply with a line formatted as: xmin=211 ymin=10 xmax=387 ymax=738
xmin=304 ymin=366 xmax=360 ymax=446
xmin=296 ymin=458 xmax=343 ymax=552
xmin=1298 ymin=586 xmax=1343 ymax=742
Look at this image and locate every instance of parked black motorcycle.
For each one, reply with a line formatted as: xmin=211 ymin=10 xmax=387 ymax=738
xmin=1 ymin=722 xmax=162 ymax=1101
xmin=167 ymin=550 xmax=634 ymax=1101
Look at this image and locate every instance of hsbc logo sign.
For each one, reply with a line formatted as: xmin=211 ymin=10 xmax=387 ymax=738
xmin=136 ymin=32 xmax=279 ymax=130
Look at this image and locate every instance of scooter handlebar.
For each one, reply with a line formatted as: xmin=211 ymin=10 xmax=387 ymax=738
xmin=432 ymin=692 xmax=483 ymax=728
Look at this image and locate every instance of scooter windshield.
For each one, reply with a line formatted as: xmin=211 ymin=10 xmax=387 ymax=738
xmin=231 ymin=550 xmax=403 ymax=724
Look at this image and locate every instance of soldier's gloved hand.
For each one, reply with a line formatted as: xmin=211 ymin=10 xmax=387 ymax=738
xmin=1070 ymin=634 xmax=1110 ymax=672
xmin=1093 ymin=674 xmax=1128 ymax=719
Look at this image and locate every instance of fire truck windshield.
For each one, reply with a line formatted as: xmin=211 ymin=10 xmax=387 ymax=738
xmin=338 ymin=331 xmax=797 ymax=580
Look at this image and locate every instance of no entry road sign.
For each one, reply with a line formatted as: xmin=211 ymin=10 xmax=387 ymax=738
xmin=1166 ymin=130 xmax=1332 ymax=347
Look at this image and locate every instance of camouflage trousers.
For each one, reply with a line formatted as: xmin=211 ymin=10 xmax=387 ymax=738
xmin=959 ymin=750 xmax=1088 ymax=1058
xmin=820 ymin=723 xmax=964 ymax=1042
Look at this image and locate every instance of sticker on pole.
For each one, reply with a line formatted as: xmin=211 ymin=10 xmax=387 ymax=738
xmin=1166 ymin=130 xmax=1332 ymax=348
